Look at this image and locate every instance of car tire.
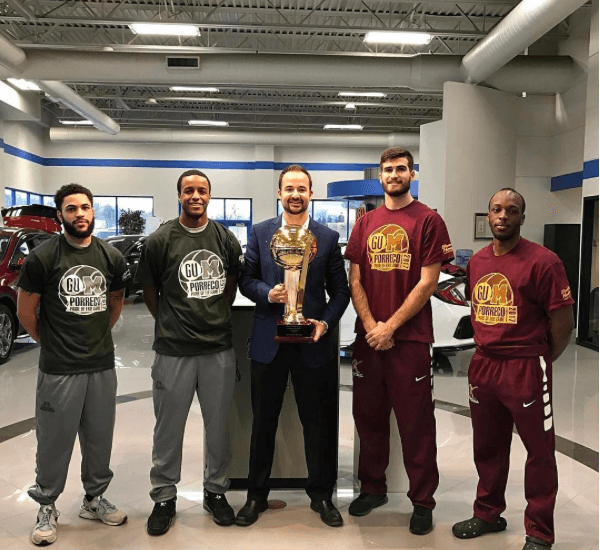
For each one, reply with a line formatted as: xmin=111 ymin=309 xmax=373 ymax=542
xmin=0 ymin=304 xmax=16 ymax=364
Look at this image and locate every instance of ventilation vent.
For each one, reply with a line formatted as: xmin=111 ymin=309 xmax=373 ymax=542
xmin=166 ymin=57 xmax=200 ymax=69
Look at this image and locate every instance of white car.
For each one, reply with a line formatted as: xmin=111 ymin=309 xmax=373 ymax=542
xmin=339 ymin=263 xmax=475 ymax=370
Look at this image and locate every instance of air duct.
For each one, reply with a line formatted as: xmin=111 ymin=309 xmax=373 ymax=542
xmin=0 ymin=36 xmax=120 ymax=134
xmin=48 ymin=128 xmax=420 ymax=148
xmin=37 ymin=81 xmax=119 ymax=135
xmin=0 ymin=50 xmax=580 ymax=94
xmin=461 ymin=0 xmax=588 ymax=85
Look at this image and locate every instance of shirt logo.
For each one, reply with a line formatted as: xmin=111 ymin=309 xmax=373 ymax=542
xmin=442 ymin=243 xmax=453 ymax=255
xmin=561 ymin=287 xmax=572 ymax=300
xmin=471 ymin=272 xmax=518 ymax=325
xmin=367 ymin=224 xmax=411 ymax=272
xmin=352 ymin=359 xmax=364 ymax=378
xmin=178 ymin=249 xmax=226 ymax=299
xmin=58 ymin=265 xmax=107 ymax=315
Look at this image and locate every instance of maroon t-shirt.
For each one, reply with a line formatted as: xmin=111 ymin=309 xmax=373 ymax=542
xmin=466 ymin=238 xmax=574 ymax=358
xmin=345 ymin=201 xmax=454 ymax=343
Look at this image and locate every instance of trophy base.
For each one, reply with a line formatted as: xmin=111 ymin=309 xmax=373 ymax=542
xmin=274 ymin=320 xmax=315 ymax=343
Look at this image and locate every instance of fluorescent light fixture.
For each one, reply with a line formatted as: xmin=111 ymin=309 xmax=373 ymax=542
xmin=7 ymin=78 xmax=40 ymax=91
xmin=344 ymin=103 xmax=357 ymax=110
xmin=324 ymin=124 xmax=363 ymax=130
xmin=129 ymin=23 xmax=199 ymax=36
xmin=188 ymin=120 xmax=229 ymax=127
xmin=338 ymin=92 xmax=387 ymax=98
xmin=59 ymin=120 xmax=94 ymax=125
xmin=170 ymin=86 xmax=220 ymax=93
xmin=364 ymin=31 xmax=432 ymax=45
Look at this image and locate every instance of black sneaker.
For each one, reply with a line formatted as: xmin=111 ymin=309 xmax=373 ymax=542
xmin=523 ymin=536 xmax=552 ymax=549
xmin=203 ymin=490 xmax=235 ymax=526
xmin=147 ymin=498 xmax=176 ymax=536
xmin=348 ymin=493 xmax=388 ymax=517
xmin=409 ymin=505 xmax=433 ymax=535
xmin=452 ymin=516 xmax=507 ymax=539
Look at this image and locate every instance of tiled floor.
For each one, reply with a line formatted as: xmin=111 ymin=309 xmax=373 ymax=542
xmin=0 ymin=297 xmax=597 ymax=549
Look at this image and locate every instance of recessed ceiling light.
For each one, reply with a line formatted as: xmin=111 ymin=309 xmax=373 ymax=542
xmin=129 ymin=23 xmax=200 ymax=36
xmin=338 ymin=92 xmax=387 ymax=98
xmin=344 ymin=103 xmax=357 ymax=110
xmin=59 ymin=120 xmax=94 ymax=125
xmin=324 ymin=124 xmax=363 ymax=130
xmin=363 ymin=31 xmax=432 ymax=45
xmin=7 ymin=78 xmax=40 ymax=91
xmin=145 ymin=98 xmax=158 ymax=104
xmin=188 ymin=120 xmax=229 ymax=127
xmin=170 ymin=86 xmax=220 ymax=93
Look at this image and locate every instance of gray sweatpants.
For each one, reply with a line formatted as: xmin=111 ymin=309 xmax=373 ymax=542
xmin=149 ymin=349 xmax=236 ymax=502
xmin=28 ymin=369 xmax=117 ymax=505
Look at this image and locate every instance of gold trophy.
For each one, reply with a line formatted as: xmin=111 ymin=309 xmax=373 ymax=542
xmin=269 ymin=225 xmax=318 ymax=343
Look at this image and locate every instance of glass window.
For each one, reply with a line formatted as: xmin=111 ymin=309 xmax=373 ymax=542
xmin=43 ymin=196 xmax=54 ymax=207
xmin=229 ymin=224 xmax=248 ymax=250
xmin=93 ymin=196 xmax=117 ymax=238
xmin=208 ymin=199 xmax=225 ymax=220
xmin=313 ymin=200 xmax=348 ymax=241
xmin=4 ymin=189 xmax=12 ymax=208
xmin=226 ymin=199 xmax=251 ymax=221
xmin=117 ymin=197 xmax=154 ymax=234
xmin=348 ymin=200 xmax=364 ymax=240
xmin=29 ymin=194 xmax=42 ymax=205
xmin=14 ymin=191 xmax=28 ymax=206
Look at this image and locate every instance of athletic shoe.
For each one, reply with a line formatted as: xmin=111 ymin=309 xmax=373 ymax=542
xmin=203 ymin=489 xmax=235 ymax=526
xmin=452 ymin=516 xmax=507 ymax=539
xmin=31 ymin=503 xmax=59 ymax=546
xmin=409 ymin=505 xmax=433 ymax=535
xmin=523 ymin=535 xmax=552 ymax=549
xmin=147 ymin=498 xmax=176 ymax=536
xmin=79 ymin=495 xmax=127 ymax=526
xmin=348 ymin=493 xmax=388 ymax=516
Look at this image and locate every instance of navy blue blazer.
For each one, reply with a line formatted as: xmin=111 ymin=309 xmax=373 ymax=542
xmin=239 ymin=216 xmax=350 ymax=368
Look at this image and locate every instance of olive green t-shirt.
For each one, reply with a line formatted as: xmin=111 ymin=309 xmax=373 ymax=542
xmin=16 ymin=235 xmax=130 ymax=375
xmin=135 ymin=219 xmax=243 ymax=356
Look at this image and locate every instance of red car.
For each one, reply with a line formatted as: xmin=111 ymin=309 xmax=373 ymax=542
xmin=0 ymin=205 xmax=60 ymax=363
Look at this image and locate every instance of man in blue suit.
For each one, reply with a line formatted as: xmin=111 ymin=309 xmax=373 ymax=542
xmin=236 ymin=164 xmax=350 ymax=528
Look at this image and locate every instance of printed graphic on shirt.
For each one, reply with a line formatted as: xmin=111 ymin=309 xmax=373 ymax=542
xmin=352 ymin=359 xmax=364 ymax=378
xmin=468 ymin=384 xmax=479 ymax=404
xmin=178 ymin=249 xmax=226 ymax=299
xmin=58 ymin=265 xmax=107 ymax=315
xmin=367 ymin=224 xmax=411 ymax=272
xmin=471 ymin=272 xmax=518 ymax=325
xmin=442 ymin=243 xmax=453 ymax=255
xmin=561 ymin=286 xmax=572 ymax=300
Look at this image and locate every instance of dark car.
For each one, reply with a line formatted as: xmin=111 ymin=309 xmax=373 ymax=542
xmin=0 ymin=227 xmax=56 ymax=363
xmin=105 ymin=235 xmax=146 ymax=297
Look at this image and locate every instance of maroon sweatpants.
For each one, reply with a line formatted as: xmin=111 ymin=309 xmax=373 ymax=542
xmin=468 ymin=351 xmax=557 ymax=545
xmin=352 ymin=336 xmax=438 ymax=509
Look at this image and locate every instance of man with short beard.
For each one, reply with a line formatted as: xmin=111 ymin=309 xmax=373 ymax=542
xmin=344 ymin=147 xmax=454 ymax=535
xmin=452 ymin=188 xmax=574 ymax=550
xmin=17 ymin=183 xmax=130 ymax=546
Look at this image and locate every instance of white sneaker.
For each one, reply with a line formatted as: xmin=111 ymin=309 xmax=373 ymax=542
xmin=79 ymin=495 xmax=127 ymax=526
xmin=31 ymin=504 xmax=59 ymax=546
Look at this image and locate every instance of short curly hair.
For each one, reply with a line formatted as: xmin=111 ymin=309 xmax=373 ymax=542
xmin=54 ymin=184 xmax=94 ymax=212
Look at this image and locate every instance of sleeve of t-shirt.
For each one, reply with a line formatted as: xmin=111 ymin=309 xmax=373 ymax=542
xmin=16 ymin=251 xmax=46 ymax=295
xmin=226 ymin=231 xmax=244 ymax=277
xmin=135 ymin=236 xmax=161 ymax=288
xmin=344 ymin=215 xmax=363 ymax=264
xmin=421 ymin=213 xmax=454 ymax=266
xmin=537 ymin=259 xmax=575 ymax=313
xmin=109 ymin=253 xmax=131 ymax=292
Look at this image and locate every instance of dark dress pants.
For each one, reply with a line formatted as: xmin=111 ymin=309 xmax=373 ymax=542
xmin=247 ymin=344 xmax=338 ymax=502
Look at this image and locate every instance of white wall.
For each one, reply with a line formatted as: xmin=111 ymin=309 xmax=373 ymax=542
xmin=418 ymin=120 xmax=445 ymax=215
xmin=583 ymin=0 xmax=599 ymax=199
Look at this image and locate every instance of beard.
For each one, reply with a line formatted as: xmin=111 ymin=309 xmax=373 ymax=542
xmin=63 ymin=217 xmax=95 ymax=239
xmin=282 ymin=200 xmax=308 ymax=214
xmin=382 ymin=181 xmax=410 ymax=198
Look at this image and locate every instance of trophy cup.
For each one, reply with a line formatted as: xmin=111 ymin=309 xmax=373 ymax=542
xmin=269 ymin=225 xmax=318 ymax=343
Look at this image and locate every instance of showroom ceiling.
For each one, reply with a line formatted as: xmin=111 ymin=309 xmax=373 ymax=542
xmin=0 ymin=0 xmax=584 ymax=133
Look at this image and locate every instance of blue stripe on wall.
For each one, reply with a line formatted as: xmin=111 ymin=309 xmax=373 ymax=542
xmin=583 ymin=159 xmax=599 ymax=180
xmin=551 ymin=171 xmax=584 ymax=191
